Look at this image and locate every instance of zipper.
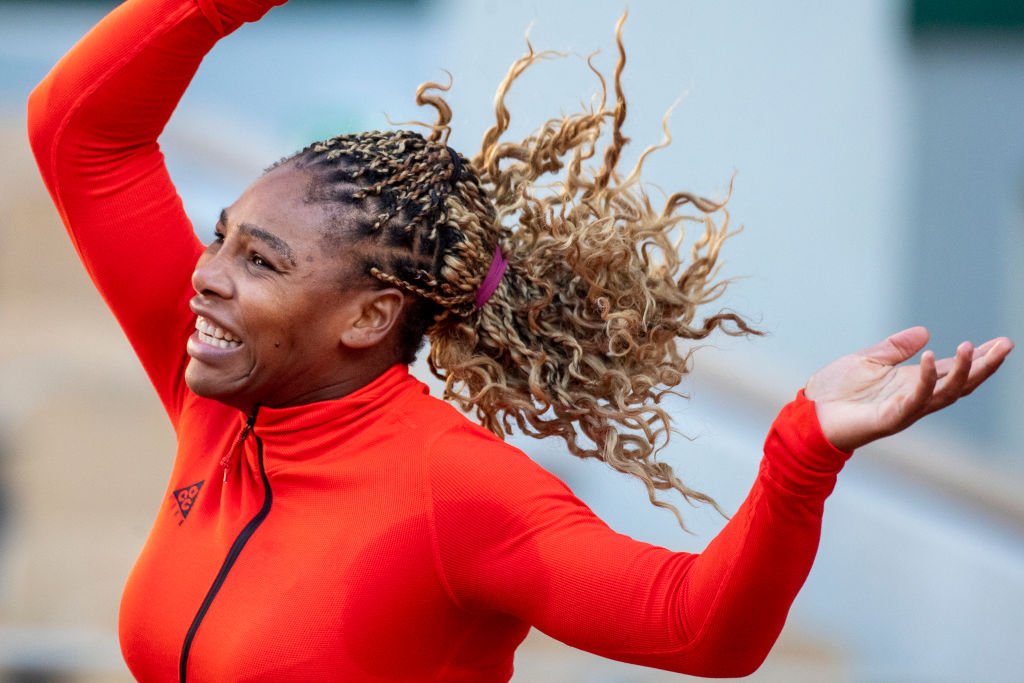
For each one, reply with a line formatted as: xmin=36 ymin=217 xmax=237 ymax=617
xmin=220 ymin=410 xmax=257 ymax=482
xmin=178 ymin=408 xmax=272 ymax=683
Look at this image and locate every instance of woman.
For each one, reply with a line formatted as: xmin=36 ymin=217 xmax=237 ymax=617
xmin=27 ymin=0 xmax=1012 ymax=681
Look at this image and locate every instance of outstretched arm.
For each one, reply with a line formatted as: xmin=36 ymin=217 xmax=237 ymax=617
xmin=428 ymin=397 xmax=850 ymax=678
xmin=27 ymin=0 xmax=285 ymax=420
xmin=428 ymin=327 xmax=1013 ymax=677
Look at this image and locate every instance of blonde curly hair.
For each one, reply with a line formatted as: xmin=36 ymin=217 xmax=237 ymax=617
xmin=279 ymin=15 xmax=758 ymax=526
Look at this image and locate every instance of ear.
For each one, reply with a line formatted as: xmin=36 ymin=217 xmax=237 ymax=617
xmin=339 ymin=287 xmax=406 ymax=350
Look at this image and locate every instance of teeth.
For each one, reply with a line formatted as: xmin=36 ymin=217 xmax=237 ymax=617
xmin=195 ymin=316 xmax=242 ymax=347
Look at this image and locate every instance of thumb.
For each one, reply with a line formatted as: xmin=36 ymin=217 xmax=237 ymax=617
xmin=860 ymin=326 xmax=930 ymax=365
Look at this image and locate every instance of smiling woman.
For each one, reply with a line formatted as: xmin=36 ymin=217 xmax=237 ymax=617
xmin=25 ymin=0 xmax=1013 ymax=681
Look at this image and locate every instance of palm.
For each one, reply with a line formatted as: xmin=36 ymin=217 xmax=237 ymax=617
xmin=804 ymin=327 xmax=1013 ymax=452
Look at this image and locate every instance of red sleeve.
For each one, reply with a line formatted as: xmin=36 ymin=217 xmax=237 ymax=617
xmin=426 ymin=391 xmax=852 ymax=678
xmin=26 ymin=0 xmax=285 ymax=422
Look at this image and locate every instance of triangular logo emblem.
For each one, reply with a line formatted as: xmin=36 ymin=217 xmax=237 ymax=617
xmin=172 ymin=480 xmax=205 ymax=520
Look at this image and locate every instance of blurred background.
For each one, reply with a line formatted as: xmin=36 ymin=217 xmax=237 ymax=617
xmin=1 ymin=0 xmax=1022 ymax=681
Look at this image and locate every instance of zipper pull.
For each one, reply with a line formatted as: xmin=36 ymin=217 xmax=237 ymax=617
xmin=221 ymin=408 xmax=258 ymax=483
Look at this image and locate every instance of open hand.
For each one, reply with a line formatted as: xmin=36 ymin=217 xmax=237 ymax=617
xmin=804 ymin=327 xmax=1014 ymax=452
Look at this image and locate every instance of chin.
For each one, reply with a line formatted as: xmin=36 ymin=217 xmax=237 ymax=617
xmin=184 ymin=361 xmax=251 ymax=411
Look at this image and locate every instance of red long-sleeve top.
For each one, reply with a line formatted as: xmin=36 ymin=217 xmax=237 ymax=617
xmin=27 ymin=1 xmax=853 ymax=680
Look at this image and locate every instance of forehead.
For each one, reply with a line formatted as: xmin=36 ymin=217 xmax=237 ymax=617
xmin=228 ymin=163 xmax=320 ymax=232
xmin=226 ymin=164 xmax=363 ymax=275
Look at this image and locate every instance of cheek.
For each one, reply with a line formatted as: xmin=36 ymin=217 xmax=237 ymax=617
xmin=241 ymin=275 xmax=344 ymax=357
xmin=260 ymin=322 xmax=310 ymax=357
xmin=237 ymin=288 xmax=295 ymax=347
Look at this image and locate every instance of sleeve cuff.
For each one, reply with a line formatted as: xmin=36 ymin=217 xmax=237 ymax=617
xmin=760 ymin=389 xmax=854 ymax=497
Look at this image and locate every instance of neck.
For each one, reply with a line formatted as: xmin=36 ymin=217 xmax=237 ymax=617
xmin=209 ymin=351 xmax=406 ymax=415
xmin=272 ymin=357 xmax=403 ymax=409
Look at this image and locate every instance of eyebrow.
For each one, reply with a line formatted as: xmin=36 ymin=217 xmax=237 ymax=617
xmin=219 ymin=209 xmax=296 ymax=266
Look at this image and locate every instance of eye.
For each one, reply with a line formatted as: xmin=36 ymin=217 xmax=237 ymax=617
xmin=250 ymin=252 xmax=275 ymax=271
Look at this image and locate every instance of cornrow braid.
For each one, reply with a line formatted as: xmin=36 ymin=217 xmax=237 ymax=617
xmin=276 ymin=14 xmax=759 ymax=528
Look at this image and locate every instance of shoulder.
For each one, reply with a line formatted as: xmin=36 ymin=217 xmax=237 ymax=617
xmin=411 ymin=402 xmax=566 ymax=480
xmin=394 ymin=381 xmax=580 ymax=515
xmin=393 ymin=386 xmax=516 ymax=464
xmin=417 ymin=418 xmax=582 ymax=540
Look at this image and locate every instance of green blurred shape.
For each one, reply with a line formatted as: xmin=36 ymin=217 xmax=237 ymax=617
xmin=910 ymin=0 xmax=1024 ymax=33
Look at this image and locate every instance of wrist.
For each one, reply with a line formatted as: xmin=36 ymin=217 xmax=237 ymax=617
xmin=809 ymin=398 xmax=861 ymax=453
xmin=761 ymin=391 xmax=854 ymax=497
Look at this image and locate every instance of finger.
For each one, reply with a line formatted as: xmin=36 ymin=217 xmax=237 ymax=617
xmin=929 ymin=342 xmax=973 ymax=408
xmin=935 ymin=342 xmax=980 ymax=376
xmin=974 ymin=337 xmax=1004 ymax=355
xmin=933 ymin=337 xmax=1008 ymax=377
xmin=932 ymin=341 xmax=974 ymax=381
xmin=960 ymin=337 xmax=1015 ymax=395
xmin=861 ymin=326 xmax=930 ymax=365
xmin=902 ymin=349 xmax=938 ymax=419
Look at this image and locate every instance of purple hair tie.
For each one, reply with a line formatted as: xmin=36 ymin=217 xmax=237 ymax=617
xmin=474 ymin=244 xmax=507 ymax=309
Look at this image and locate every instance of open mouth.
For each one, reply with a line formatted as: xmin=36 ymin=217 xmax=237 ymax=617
xmin=195 ymin=316 xmax=242 ymax=349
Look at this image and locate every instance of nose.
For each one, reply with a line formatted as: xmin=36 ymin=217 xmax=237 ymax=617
xmin=191 ymin=247 xmax=235 ymax=299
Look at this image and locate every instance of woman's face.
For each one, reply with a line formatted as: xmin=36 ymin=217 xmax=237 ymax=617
xmin=185 ymin=163 xmax=387 ymax=411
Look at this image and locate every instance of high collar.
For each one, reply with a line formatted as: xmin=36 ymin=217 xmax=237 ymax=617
xmin=248 ymin=364 xmax=427 ymax=443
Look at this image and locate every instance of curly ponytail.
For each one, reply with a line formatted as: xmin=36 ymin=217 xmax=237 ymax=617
xmin=428 ymin=15 xmax=759 ymax=526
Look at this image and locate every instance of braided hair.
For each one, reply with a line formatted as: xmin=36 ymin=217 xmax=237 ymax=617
xmin=278 ymin=128 xmax=497 ymax=364
xmin=275 ymin=16 xmax=758 ymax=527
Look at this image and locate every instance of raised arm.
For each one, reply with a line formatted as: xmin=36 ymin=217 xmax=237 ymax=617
xmin=27 ymin=0 xmax=285 ymax=420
